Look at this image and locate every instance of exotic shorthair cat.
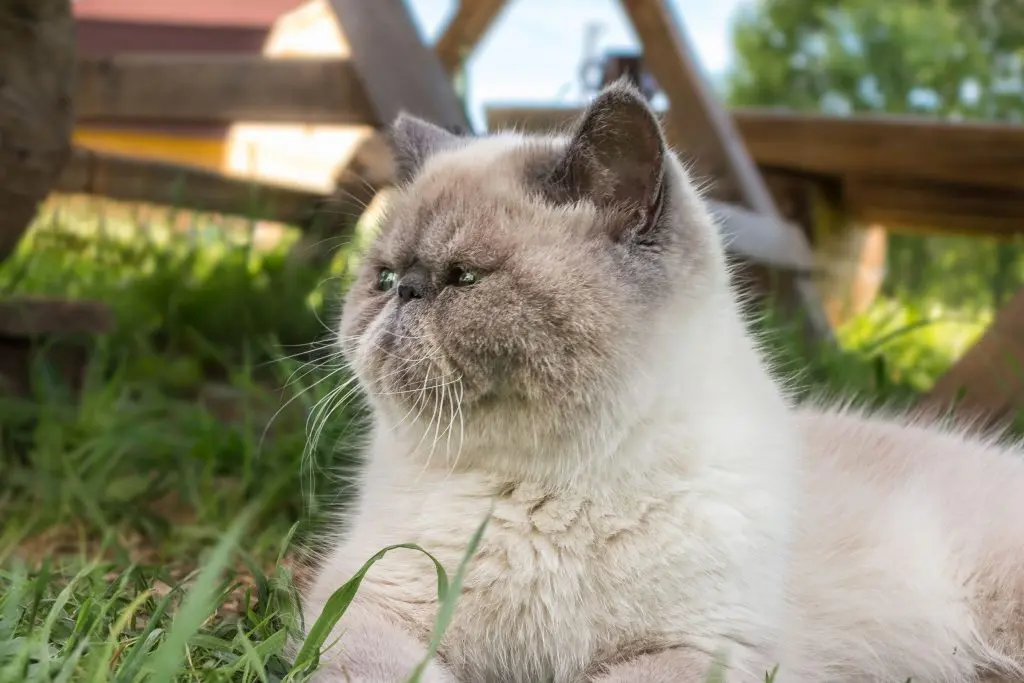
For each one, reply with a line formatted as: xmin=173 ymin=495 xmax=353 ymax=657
xmin=300 ymin=81 xmax=1024 ymax=682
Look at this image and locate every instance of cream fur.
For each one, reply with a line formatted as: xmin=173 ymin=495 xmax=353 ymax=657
xmin=301 ymin=85 xmax=1024 ymax=682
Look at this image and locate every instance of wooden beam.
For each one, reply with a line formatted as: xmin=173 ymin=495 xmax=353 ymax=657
xmin=76 ymin=55 xmax=377 ymax=125
xmin=734 ymin=109 xmax=1024 ymax=195
xmin=57 ymin=146 xmax=326 ymax=225
xmin=919 ymin=288 xmax=1024 ymax=426
xmin=705 ymin=201 xmax=814 ymax=273
xmin=0 ymin=297 xmax=114 ymax=338
xmin=326 ymin=0 xmax=471 ymax=132
xmin=434 ymin=0 xmax=511 ymax=75
xmin=845 ymin=174 xmax=1024 ymax=238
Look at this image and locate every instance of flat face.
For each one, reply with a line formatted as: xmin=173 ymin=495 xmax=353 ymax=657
xmin=340 ymin=136 xmax=641 ymax=418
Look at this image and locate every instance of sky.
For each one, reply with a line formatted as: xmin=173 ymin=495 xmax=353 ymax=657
xmin=406 ymin=0 xmax=751 ymax=129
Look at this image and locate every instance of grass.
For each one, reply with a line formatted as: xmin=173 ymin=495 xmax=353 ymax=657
xmin=0 ymin=195 xmax=1005 ymax=681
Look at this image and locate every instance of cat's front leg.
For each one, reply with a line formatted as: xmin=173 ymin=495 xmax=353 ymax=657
xmin=305 ymin=602 xmax=457 ymax=683
xmin=586 ymin=647 xmax=724 ymax=683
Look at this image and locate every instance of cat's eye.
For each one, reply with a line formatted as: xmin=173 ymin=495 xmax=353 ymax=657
xmin=448 ymin=267 xmax=479 ymax=287
xmin=376 ymin=268 xmax=397 ymax=291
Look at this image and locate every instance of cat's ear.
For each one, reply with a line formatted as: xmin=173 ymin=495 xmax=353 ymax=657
xmin=389 ymin=113 xmax=460 ymax=184
xmin=547 ymin=79 xmax=667 ymax=239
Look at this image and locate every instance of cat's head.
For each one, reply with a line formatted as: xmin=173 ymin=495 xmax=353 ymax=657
xmin=338 ymin=81 xmax=730 ymax=460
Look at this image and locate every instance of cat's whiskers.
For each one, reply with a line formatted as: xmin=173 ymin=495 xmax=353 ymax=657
xmin=302 ymin=352 xmax=416 ymax=472
xmin=445 ymin=377 xmax=467 ymax=478
xmin=420 ymin=374 xmax=447 ymax=479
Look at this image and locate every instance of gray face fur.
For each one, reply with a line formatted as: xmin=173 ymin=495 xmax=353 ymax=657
xmin=338 ymin=82 xmax=720 ymax=452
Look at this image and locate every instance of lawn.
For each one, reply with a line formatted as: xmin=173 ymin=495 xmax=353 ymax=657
xmin=0 ymin=195 xmax=996 ymax=682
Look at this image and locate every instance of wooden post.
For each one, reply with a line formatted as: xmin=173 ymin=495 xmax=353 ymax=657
xmin=0 ymin=0 xmax=76 ymax=263
xmin=619 ymin=0 xmax=833 ymax=343
xmin=435 ymin=0 xmax=511 ymax=77
xmin=761 ymin=170 xmax=887 ymax=327
xmin=326 ymin=0 xmax=472 ymax=132
xmin=282 ymin=0 xmax=478 ymax=267
xmin=919 ymin=289 xmax=1024 ymax=427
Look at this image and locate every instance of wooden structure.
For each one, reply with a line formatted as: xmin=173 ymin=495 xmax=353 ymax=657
xmin=72 ymin=0 xmax=304 ymax=169
xmin=59 ymin=0 xmax=834 ymax=338
xmin=8 ymin=0 xmax=1024 ymax=421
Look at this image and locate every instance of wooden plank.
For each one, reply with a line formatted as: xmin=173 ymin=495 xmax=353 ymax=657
xmin=326 ymin=0 xmax=471 ymax=132
xmin=435 ymin=0 xmax=511 ymax=75
xmin=288 ymin=134 xmax=394 ymax=267
xmin=919 ymin=288 xmax=1024 ymax=426
xmin=845 ymin=174 xmax=1024 ymax=237
xmin=0 ymin=296 xmax=114 ymax=338
xmin=57 ymin=146 xmax=326 ymax=225
xmin=734 ymin=109 xmax=1024 ymax=195
xmin=76 ymin=55 xmax=377 ymax=125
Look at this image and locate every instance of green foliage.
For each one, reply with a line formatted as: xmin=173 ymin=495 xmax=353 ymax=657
xmin=727 ymin=0 xmax=1024 ymax=311
xmin=729 ymin=0 xmax=1024 ymax=119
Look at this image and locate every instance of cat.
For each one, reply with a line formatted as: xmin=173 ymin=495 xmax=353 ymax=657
xmin=299 ymin=80 xmax=1024 ymax=682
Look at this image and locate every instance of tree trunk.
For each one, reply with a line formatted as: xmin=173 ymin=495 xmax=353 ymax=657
xmin=0 ymin=0 xmax=75 ymax=264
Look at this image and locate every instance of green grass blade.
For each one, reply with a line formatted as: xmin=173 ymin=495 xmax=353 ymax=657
xmin=144 ymin=506 xmax=255 ymax=683
xmin=406 ymin=506 xmax=491 ymax=683
xmin=290 ymin=542 xmax=453 ymax=676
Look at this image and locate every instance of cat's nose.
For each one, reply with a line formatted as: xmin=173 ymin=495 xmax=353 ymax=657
xmin=397 ymin=274 xmax=426 ymax=302
xmin=397 ymin=283 xmax=420 ymax=302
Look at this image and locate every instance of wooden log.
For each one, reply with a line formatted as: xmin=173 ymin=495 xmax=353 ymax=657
xmin=56 ymin=146 xmax=326 ymax=225
xmin=76 ymin=55 xmax=377 ymax=125
xmin=920 ymin=288 xmax=1024 ymax=426
xmin=435 ymin=0 xmax=511 ymax=75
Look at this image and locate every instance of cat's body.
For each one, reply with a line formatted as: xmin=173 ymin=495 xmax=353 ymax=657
xmin=301 ymin=82 xmax=1024 ymax=682
xmin=784 ymin=408 xmax=1024 ymax=681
